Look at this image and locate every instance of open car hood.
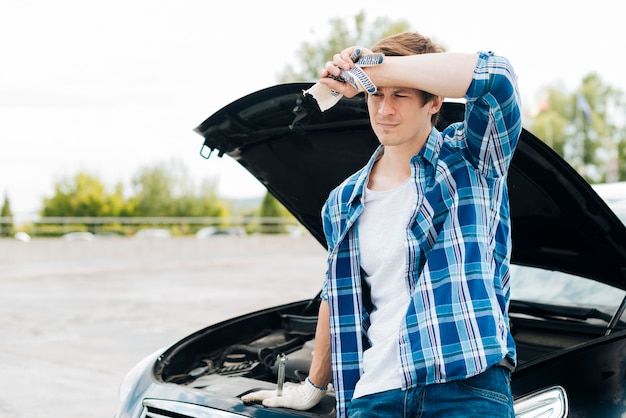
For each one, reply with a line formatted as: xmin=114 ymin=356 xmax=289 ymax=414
xmin=194 ymin=83 xmax=626 ymax=290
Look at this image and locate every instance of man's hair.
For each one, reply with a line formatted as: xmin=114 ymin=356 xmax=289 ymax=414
xmin=371 ymin=32 xmax=445 ymax=124
xmin=371 ymin=31 xmax=445 ymax=56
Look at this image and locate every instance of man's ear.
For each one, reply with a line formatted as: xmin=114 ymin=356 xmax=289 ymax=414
xmin=430 ymin=96 xmax=444 ymax=114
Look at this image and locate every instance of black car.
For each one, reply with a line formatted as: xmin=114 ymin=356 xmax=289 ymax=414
xmin=116 ymin=83 xmax=626 ymax=418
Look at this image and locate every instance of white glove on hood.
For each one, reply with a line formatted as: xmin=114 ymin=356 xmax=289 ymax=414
xmin=241 ymin=377 xmax=327 ymax=410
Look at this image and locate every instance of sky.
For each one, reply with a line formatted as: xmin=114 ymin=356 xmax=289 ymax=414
xmin=2 ymin=0 xmax=625 ymax=217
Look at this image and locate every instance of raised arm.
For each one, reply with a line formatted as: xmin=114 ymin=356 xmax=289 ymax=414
xmin=319 ymin=47 xmax=479 ymax=99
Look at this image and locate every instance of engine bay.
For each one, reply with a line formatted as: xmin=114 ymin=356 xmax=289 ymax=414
xmin=153 ymin=295 xmax=618 ymax=418
xmin=155 ymin=301 xmax=336 ymax=415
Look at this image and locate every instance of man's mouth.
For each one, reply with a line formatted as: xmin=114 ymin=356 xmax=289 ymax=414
xmin=376 ymin=121 xmax=398 ymax=129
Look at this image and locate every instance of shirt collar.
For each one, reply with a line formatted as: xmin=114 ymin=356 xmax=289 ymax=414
xmin=347 ymin=145 xmax=383 ymax=206
xmin=413 ymin=126 xmax=442 ymax=166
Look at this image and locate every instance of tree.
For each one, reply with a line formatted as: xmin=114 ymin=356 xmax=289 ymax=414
xmin=41 ymin=172 xmax=126 ymax=217
xmin=39 ymin=159 xmax=230 ymax=223
xmin=618 ymin=131 xmax=626 ymax=181
xmin=528 ymin=73 xmax=626 ymax=183
xmin=173 ymin=178 xmax=229 ymax=218
xmin=528 ymin=86 xmax=571 ymax=156
xmin=278 ymin=11 xmax=412 ymax=82
xmin=129 ymin=160 xmax=179 ymax=216
xmin=0 ymin=192 xmax=13 ymax=237
xmin=129 ymin=158 xmax=230 ymax=218
xmin=258 ymin=191 xmax=291 ymax=233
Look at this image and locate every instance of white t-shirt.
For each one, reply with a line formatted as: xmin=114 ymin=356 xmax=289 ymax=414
xmin=353 ymin=177 xmax=416 ymax=399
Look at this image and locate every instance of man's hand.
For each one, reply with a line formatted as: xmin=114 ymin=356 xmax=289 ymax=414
xmin=241 ymin=377 xmax=327 ymax=410
xmin=305 ymin=47 xmax=384 ymax=111
xmin=319 ymin=47 xmax=383 ymax=98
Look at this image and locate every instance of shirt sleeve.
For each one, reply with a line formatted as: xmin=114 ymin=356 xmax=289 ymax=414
xmin=463 ymin=51 xmax=522 ymax=178
xmin=320 ymin=198 xmax=333 ymax=302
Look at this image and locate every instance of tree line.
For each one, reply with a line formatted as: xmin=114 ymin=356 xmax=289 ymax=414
xmin=0 ymin=159 xmax=290 ymax=237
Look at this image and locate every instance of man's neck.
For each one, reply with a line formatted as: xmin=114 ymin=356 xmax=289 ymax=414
xmin=367 ymin=149 xmax=412 ymax=191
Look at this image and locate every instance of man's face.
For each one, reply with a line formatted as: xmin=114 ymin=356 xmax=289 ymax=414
xmin=367 ymin=87 xmax=438 ymax=150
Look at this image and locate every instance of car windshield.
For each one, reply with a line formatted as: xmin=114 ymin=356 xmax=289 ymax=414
xmin=611 ymin=204 xmax=626 ymax=225
xmin=510 ymin=263 xmax=626 ymax=341
xmin=593 ymin=182 xmax=626 ymax=225
xmin=510 ymin=265 xmax=626 ymax=310
xmin=508 ymin=189 xmax=626 ymax=329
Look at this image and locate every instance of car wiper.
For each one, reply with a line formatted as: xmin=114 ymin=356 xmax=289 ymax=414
xmin=606 ymin=294 xmax=626 ymax=336
xmin=510 ymin=300 xmax=618 ymax=325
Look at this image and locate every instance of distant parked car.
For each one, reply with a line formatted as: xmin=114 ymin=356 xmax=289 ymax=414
xmin=61 ymin=231 xmax=95 ymax=241
xmin=195 ymin=226 xmax=246 ymax=238
xmin=116 ymin=83 xmax=626 ymax=418
xmin=133 ymin=228 xmax=171 ymax=239
xmin=14 ymin=232 xmax=31 ymax=242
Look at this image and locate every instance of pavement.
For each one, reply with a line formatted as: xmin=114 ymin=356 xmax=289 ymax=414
xmin=0 ymin=235 xmax=326 ymax=418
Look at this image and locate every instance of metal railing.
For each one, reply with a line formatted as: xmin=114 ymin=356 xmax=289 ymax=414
xmin=0 ymin=216 xmax=303 ymax=237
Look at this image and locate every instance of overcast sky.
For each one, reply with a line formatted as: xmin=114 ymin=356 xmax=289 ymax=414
xmin=2 ymin=0 xmax=624 ymax=216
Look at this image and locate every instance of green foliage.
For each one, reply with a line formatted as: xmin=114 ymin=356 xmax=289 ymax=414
xmin=172 ymin=179 xmax=229 ymax=218
xmin=41 ymin=172 xmax=126 ymax=217
xmin=1 ymin=193 xmax=12 ymax=218
xmin=129 ymin=159 xmax=231 ymax=218
xmin=0 ymin=192 xmax=13 ymax=236
xmin=528 ymin=73 xmax=626 ymax=183
xmin=256 ymin=191 xmax=292 ymax=234
xmin=40 ymin=158 xmax=231 ymax=221
xmin=259 ymin=191 xmax=285 ymax=217
xmin=528 ymin=86 xmax=572 ymax=156
xmin=618 ymin=135 xmax=626 ymax=181
xmin=129 ymin=159 xmax=179 ymax=216
xmin=278 ymin=11 xmax=411 ymax=82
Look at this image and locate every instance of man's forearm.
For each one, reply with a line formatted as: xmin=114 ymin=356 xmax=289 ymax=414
xmin=307 ymin=300 xmax=332 ymax=388
xmin=368 ymin=52 xmax=479 ymax=98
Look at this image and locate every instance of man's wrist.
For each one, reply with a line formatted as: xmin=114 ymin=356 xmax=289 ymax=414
xmin=306 ymin=377 xmax=327 ymax=391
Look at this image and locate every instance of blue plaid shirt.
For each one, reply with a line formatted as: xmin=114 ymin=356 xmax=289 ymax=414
xmin=320 ymin=51 xmax=522 ymax=417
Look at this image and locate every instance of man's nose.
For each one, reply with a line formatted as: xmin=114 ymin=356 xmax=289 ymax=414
xmin=377 ymin=97 xmax=394 ymax=115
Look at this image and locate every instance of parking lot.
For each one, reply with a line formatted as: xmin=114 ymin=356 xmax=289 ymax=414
xmin=0 ymin=235 xmax=326 ymax=418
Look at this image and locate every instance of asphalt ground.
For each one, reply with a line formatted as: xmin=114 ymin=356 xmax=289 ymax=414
xmin=0 ymin=235 xmax=326 ymax=418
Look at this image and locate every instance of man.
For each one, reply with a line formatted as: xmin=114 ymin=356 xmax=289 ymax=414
xmin=242 ymin=31 xmax=521 ymax=417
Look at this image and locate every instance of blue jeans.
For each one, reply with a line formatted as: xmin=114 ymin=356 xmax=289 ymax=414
xmin=347 ymin=365 xmax=513 ymax=418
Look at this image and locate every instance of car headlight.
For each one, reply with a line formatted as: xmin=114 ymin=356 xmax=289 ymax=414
xmin=513 ymin=386 xmax=568 ymax=418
